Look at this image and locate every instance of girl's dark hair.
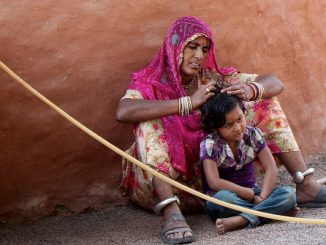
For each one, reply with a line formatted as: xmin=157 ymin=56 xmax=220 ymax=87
xmin=201 ymin=93 xmax=245 ymax=133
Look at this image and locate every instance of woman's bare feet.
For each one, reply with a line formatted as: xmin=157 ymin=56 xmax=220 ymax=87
xmin=215 ymin=216 xmax=249 ymax=235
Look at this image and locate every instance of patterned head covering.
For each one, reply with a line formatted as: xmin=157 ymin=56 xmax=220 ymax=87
xmin=129 ymin=16 xmax=236 ymax=178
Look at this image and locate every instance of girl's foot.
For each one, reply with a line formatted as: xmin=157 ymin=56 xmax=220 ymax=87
xmin=284 ymin=206 xmax=300 ymax=216
xmin=215 ymin=216 xmax=249 ymax=234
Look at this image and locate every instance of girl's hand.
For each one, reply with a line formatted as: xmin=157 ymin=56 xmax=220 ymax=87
xmin=220 ymin=79 xmax=253 ymax=101
xmin=239 ymin=187 xmax=255 ymax=202
xmin=253 ymin=195 xmax=264 ymax=205
xmin=190 ymin=81 xmax=216 ymax=109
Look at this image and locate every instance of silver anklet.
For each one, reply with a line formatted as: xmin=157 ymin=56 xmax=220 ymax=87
xmin=154 ymin=195 xmax=180 ymax=215
xmin=293 ymin=168 xmax=315 ymax=184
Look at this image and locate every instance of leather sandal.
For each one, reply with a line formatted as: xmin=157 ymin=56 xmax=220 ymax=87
xmin=298 ymin=185 xmax=326 ymax=208
xmin=160 ymin=213 xmax=195 ymax=244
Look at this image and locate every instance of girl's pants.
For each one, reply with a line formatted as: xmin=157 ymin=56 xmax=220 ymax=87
xmin=205 ymin=185 xmax=296 ymax=227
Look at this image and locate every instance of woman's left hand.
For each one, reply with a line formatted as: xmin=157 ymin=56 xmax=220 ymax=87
xmin=220 ymin=79 xmax=253 ymax=101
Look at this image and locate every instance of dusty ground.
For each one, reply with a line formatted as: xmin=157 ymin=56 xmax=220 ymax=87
xmin=1 ymin=156 xmax=326 ymax=245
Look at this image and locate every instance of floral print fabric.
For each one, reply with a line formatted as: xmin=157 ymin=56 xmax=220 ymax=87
xmin=120 ymin=73 xmax=299 ymax=211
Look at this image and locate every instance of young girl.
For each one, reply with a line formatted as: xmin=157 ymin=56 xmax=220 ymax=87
xmin=200 ymin=92 xmax=296 ymax=234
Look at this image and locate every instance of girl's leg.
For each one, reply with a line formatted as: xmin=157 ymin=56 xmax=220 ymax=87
xmin=216 ymin=216 xmax=249 ymax=235
xmin=206 ymin=190 xmax=254 ymax=219
xmin=206 ymin=190 xmax=253 ymax=233
xmin=252 ymin=186 xmax=296 ymax=225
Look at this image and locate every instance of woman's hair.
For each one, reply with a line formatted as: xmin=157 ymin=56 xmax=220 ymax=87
xmin=201 ymin=92 xmax=245 ymax=133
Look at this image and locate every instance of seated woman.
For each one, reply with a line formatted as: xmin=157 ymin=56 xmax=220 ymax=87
xmin=116 ymin=16 xmax=326 ymax=244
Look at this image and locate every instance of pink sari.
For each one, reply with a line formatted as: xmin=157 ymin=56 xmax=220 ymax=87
xmin=128 ymin=16 xmax=235 ymax=179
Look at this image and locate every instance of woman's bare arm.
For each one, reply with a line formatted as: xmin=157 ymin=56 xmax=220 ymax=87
xmin=254 ymin=74 xmax=284 ymax=98
xmin=116 ymin=98 xmax=179 ymax=123
xmin=116 ymin=81 xmax=217 ymax=123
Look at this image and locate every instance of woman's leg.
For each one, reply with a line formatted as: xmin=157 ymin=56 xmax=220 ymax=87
xmin=122 ymin=118 xmax=198 ymax=243
xmin=275 ymin=152 xmax=322 ymax=204
xmin=152 ymin=175 xmax=194 ymax=241
xmin=245 ymin=97 xmax=326 ymax=206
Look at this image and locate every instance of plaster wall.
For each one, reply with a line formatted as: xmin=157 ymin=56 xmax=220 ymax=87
xmin=0 ymin=0 xmax=325 ymax=223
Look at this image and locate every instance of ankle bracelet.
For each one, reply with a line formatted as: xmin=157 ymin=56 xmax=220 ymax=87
xmin=293 ymin=168 xmax=315 ymax=184
xmin=154 ymin=195 xmax=180 ymax=215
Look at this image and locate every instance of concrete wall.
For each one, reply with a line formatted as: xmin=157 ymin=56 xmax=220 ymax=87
xmin=0 ymin=0 xmax=325 ymax=223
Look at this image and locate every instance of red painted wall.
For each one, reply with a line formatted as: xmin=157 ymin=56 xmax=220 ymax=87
xmin=1 ymin=0 xmax=325 ymax=223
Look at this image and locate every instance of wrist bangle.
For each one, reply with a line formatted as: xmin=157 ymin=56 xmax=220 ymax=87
xmin=252 ymin=82 xmax=264 ymax=100
xmin=247 ymin=83 xmax=257 ymax=101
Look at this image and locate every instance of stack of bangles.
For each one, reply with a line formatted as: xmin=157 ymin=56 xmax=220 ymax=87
xmin=178 ymin=96 xmax=193 ymax=116
xmin=247 ymin=82 xmax=265 ymax=101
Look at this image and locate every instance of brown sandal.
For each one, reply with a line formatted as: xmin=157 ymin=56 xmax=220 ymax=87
xmin=160 ymin=213 xmax=195 ymax=244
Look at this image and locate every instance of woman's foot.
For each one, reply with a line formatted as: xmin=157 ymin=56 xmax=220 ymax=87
xmin=275 ymin=152 xmax=326 ymax=206
xmin=160 ymin=213 xmax=195 ymax=244
xmin=160 ymin=201 xmax=194 ymax=244
xmin=215 ymin=216 xmax=249 ymax=235
xmin=152 ymin=176 xmax=195 ymax=243
xmin=295 ymin=175 xmax=324 ymax=203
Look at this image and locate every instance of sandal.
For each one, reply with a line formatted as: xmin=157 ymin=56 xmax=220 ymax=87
xmin=160 ymin=213 xmax=195 ymax=244
xmin=297 ymin=185 xmax=326 ymax=208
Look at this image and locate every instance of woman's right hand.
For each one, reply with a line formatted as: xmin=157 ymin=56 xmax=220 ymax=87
xmin=190 ymin=81 xmax=216 ymax=109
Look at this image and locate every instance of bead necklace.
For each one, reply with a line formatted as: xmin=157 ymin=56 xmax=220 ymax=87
xmin=183 ymin=76 xmax=197 ymax=92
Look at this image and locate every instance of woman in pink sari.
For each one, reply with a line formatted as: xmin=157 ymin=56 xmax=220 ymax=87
xmin=116 ymin=16 xmax=326 ymax=244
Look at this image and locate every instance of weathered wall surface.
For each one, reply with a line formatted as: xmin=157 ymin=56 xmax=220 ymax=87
xmin=0 ymin=0 xmax=325 ymax=223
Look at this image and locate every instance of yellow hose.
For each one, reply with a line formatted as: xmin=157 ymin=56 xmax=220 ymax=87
xmin=1 ymin=61 xmax=326 ymax=225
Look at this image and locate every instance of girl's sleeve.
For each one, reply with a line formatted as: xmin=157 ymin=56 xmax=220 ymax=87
xmin=199 ymin=137 xmax=220 ymax=166
xmin=249 ymin=127 xmax=267 ymax=154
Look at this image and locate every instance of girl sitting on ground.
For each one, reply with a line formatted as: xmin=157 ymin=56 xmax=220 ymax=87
xmin=200 ymin=92 xmax=296 ymax=234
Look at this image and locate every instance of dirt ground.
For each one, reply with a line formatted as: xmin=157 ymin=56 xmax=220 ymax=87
xmin=1 ymin=156 xmax=326 ymax=245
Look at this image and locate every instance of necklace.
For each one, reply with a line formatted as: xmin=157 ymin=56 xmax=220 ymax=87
xmin=183 ymin=76 xmax=197 ymax=92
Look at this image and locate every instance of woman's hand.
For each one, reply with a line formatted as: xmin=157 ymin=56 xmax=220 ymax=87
xmin=190 ymin=81 xmax=216 ymax=109
xmin=220 ymin=74 xmax=284 ymax=100
xmin=220 ymin=79 xmax=254 ymax=101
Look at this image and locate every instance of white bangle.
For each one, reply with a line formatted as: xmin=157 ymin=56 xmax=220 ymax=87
xmin=154 ymin=195 xmax=180 ymax=215
xmin=293 ymin=168 xmax=315 ymax=184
